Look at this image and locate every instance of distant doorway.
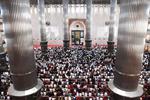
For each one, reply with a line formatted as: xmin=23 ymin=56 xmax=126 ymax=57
xmin=71 ymin=30 xmax=84 ymax=45
xmin=69 ymin=19 xmax=86 ymax=46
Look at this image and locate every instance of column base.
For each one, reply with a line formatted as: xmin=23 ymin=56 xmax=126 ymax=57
xmin=110 ymin=93 xmax=140 ymax=100
xmin=85 ymin=40 xmax=92 ymax=50
xmin=107 ymin=41 xmax=115 ymax=53
xmin=63 ymin=40 xmax=70 ymax=50
xmin=40 ymin=41 xmax=48 ymax=53
xmin=108 ymin=79 xmax=143 ymax=99
xmin=10 ymin=91 xmax=41 ymax=100
xmin=8 ymin=79 xmax=43 ymax=97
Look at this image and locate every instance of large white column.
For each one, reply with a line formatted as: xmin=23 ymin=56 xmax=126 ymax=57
xmin=63 ymin=0 xmax=70 ymax=49
xmin=85 ymin=0 xmax=92 ymax=49
xmin=108 ymin=0 xmax=149 ymax=100
xmin=38 ymin=0 xmax=48 ymax=52
xmin=0 ymin=32 xmax=6 ymax=73
xmin=1 ymin=0 xmax=43 ymax=99
xmin=107 ymin=0 xmax=117 ymax=53
xmin=0 ymin=33 xmax=4 ymax=52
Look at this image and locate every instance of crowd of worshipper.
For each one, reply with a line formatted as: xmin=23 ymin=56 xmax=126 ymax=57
xmin=0 ymin=46 xmax=150 ymax=100
xmin=35 ymin=46 xmax=150 ymax=100
xmin=0 ymin=53 xmax=10 ymax=100
xmin=36 ymin=47 xmax=115 ymax=100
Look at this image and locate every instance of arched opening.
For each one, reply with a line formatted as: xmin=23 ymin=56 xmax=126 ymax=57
xmin=69 ymin=20 xmax=86 ymax=46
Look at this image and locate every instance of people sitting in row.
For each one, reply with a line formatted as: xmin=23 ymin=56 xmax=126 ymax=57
xmin=0 ymin=46 xmax=149 ymax=100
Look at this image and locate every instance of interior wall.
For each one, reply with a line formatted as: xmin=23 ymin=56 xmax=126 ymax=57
xmin=31 ymin=4 xmax=120 ymax=46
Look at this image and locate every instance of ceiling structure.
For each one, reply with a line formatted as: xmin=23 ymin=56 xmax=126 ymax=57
xmin=30 ymin=0 xmax=120 ymax=5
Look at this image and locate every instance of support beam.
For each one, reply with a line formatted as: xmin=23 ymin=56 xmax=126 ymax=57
xmin=1 ymin=0 xmax=43 ymax=99
xmin=85 ymin=0 xmax=92 ymax=50
xmin=107 ymin=0 xmax=117 ymax=53
xmin=108 ymin=0 xmax=149 ymax=100
xmin=63 ymin=0 xmax=70 ymax=50
xmin=38 ymin=0 xmax=48 ymax=53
